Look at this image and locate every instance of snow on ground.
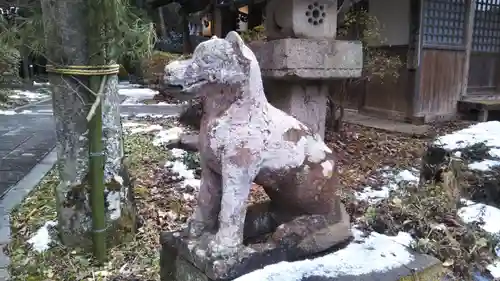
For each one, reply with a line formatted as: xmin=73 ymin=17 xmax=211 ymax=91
xmin=0 ymin=88 xmax=50 ymax=111
xmin=123 ymin=121 xmax=200 ymax=190
xmin=235 ymin=228 xmax=415 ymax=281
xmin=9 ymin=90 xmax=49 ymax=102
xmin=27 ymin=221 xmax=57 ymax=252
xmin=122 ymin=120 xmax=184 ymax=146
xmin=117 ymin=82 xmax=188 ymax=106
xmin=0 ymin=109 xmax=41 ymax=115
xmin=33 ymin=81 xmax=50 ymax=86
xmin=435 ymin=121 xmax=500 ymax=170
xmin=152 ymin=126 xmax=184 ymax=146
xmin=120 ymin=88 xmax=159 ymax=105
xmin=458 ymin=202 xmax=500 ymax=278
xmin=165 ymin=148 xmax=201 ymax=190
xmin=117 ymin=82 xmax=142 ymax=89
xmin=354 ymin=167 xmax=419 ymax=203
xmin=435 ymin=121 xmax=500 ymax=152
xmin=458 ymin=203 xmax=500 ymax=234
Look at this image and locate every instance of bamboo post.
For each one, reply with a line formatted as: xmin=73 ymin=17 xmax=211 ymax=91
xmin=87 ymin=0 xmax=107 ymax=263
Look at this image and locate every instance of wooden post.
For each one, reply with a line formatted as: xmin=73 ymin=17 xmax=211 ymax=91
xmin=213 ymin=2 xmax=223 ymax=37
xmin=462 ymin=0 xmax=476 ymax=98
xmin=248 ymin=1 xmax=263 ymax=29
xmin=158 ymin=7 xmax=168 ymax=39
xmin=182 ymin=9 xmax=193 ymax=54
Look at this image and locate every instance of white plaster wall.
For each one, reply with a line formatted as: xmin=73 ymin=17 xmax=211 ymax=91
xmin=368 ymin=0 xmax=410 ymax=46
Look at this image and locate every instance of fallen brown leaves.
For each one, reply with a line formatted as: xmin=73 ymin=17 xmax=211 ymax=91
xmin=326 ymin=121 xmax=475 ymax=194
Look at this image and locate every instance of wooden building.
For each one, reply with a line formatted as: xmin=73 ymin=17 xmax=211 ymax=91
xmin=345 ymin=0 xmax=500 ymax=123
xmin=152 ymin=0 xmax=500 ymax=123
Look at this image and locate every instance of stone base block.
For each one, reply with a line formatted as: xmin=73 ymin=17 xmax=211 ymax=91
xmin=250 ymin=39 xmax=363 ymax=80
xmin=160 ymin=230 xmax=288 ymax=281
xmin=160 ymin=228 xmax=444 ymax=281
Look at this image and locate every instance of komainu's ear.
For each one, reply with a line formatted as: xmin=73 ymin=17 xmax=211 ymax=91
xmin=225 ymin=31 xmax=250 ymax=64
xmin=225 ymin=31 xmax=244 ymax=48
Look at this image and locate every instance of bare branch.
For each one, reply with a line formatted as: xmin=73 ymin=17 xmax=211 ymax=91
xmin=337 ymin=0 xmax=363 ymax=23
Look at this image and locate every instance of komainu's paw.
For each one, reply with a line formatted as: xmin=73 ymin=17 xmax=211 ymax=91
xmin=208 ymin=236 xmax=240 ymax=257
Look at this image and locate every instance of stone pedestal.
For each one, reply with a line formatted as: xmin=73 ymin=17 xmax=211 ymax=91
xmin=252 ymin=38 xmax=362 ymax=138
xmin=160 ymin=201 xmax=352 ymax=281
xmin=160 ymin=227 xmax=445 ymax=281
xmin=160 ymin=231 xmax=288 ymax=281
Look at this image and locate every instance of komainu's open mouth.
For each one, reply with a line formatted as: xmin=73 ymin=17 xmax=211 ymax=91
xmin=163 ymin=78 xmax=208 ymax=93
xmin=163 ymin=84 xmax=184 ymax=91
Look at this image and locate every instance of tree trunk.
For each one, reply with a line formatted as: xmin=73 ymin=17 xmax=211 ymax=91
xmin=40 ymin=0 xmax=135 ymax=249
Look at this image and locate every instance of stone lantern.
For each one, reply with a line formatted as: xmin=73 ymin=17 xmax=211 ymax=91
xmin=252 ymin=0 xmax=362 ymax=138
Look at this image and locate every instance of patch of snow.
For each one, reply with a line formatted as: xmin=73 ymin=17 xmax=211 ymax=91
xmin=35 ymin=109 xmax=53 ymax=113
xmin=153 ymin=126 xmax=184 ymax=146
xmin=388 ymin=231 xmax=414 ymax=247
xmin=457 ymin=200 xmax=500 ymax=278
xmin=12 ymin=90 xmax=49 ymax=101
xmin=182 ymin=178 xmax=201 ymax=190
xmin=119 ymin=88 xmax=158 ymax=105
xmin=355 ymin=169 xmax=419 ymax=203
xmin=460 ymin=198 xmax=476 ymax=206
xmin=394 ymin=169 xmax=419 ymax=182
xmin=0 ymin=109 xmax=50 ymax=115
xmin=0 ymin=110 xmax=16 ymax=115
xmin=166 ymin=160 xmax=196 ymax=180
xmin=122 ymin=122 xmax=144 ymax=128
xmin=458 ymin=203 xmax=500 ymax=234
xmin=157 ymin=101 xmax=189 ymax=106
xmin=107 ymin=191 xmax=121 ymax=220
xmin=27 ymin=221 xmax=57 ymax=252
xmin=487 ymin=261 xmax=500 ymax=279
xmin=235 ymin=228 xmax=414 ymax=281
xmin=434 ymin=121 xmax=500 ymax=151
xmin=355 ymin=186 xmax=392 ymax=203
xmin=468 ymin=160 xmax=500 ymax=171
xmin=118 ymin=82 xmax=142 ymax=89
xmin=121 ymin=113 xmax=177 ymax=119
xmin=171 ymin=148 xmax=186 ymax=158
xmin=490 ymin=148 xmax=500 ymax=158
xmin=135 ymin=113 xmax=167 ymax=118
xmin=8 ymin=90 xmax=49 ymax=102
xmin=33 ymin=81 xmax=50 ymax=86
xmin=130 ymin=124 xmax=163 ymax=134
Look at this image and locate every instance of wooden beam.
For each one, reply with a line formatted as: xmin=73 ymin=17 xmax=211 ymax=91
xmin=411 ymin=0 xmax=424 ymax=119
xmin=461 ymin=0 xmax=476 ymax=98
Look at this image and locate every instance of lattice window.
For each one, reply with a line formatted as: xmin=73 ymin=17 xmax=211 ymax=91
xmin=472 ymin=0 xmax=500 ymax=53
xmin=422 ymin=0 xmax=466 ymax=46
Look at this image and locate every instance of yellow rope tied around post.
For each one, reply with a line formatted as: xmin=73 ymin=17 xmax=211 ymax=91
xmin=46 ymin=64 xmax=120 ymax=76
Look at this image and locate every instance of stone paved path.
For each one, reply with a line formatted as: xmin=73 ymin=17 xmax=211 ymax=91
xmin=0 ymin=92 xmax=184 ymax=199
xmin=0 ymin=113 xmax=56 ymax=198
